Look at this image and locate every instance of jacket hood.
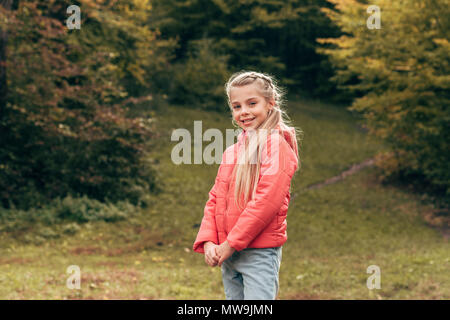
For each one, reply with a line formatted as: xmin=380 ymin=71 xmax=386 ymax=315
xmin=237 ymin=123 xmax=298 ymax=160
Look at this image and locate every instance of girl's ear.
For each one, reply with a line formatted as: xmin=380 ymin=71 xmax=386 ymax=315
xmin=269 ymin=98 xmax=275 ymax=110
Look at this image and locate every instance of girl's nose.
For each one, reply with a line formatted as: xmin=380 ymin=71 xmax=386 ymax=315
xmin=241 ymin=105 xmax=250 ymax=114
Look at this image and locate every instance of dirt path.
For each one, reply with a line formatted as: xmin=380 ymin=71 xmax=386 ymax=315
xmin=291 ymin=157 xmax=449 ymax=240
xmin=305 ymin=158 xmax=375 ymax=190
xmin=290 ymin=157 xmax=375 ymax=204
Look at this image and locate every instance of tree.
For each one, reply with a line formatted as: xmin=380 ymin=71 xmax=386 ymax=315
xmin=0 ymin=0 xmax=14 ymax=121
xmin=318 ymin=0 xmax=450 ymax=199
xmin=0 ymin=0 xmax=167 ymax=209
xmin=151 ymin=0 xmax=339 ymax=98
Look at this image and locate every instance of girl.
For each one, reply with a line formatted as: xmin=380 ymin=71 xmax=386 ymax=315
xmin=193 ymin=71 xmax=300 ymax=300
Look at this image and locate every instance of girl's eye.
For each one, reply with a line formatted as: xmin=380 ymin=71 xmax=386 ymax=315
xmin=233 ymin=102 xmax=255 ymax=109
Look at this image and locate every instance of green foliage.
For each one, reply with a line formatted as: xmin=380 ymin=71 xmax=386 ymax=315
xmin=169 ymin=38 xmax=231 ymax=110
xmin=0 ymin=194 xmax=137 ymax=235
xmin=72 ymin=0 xmax=177 ymax=96
xmin=51 ymin=194 xmax=130 ymax=223
xmin=0 ymin=0 xmax=164 ymax=209
xmin=318 ymin=0 xmax=450 ymax=198
xmin=151 ymin=0 xmax=339 ymax=98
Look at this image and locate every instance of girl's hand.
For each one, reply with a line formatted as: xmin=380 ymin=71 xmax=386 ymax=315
xmin=217 ymin=241 xmax=236 ymax=266
xmin=204 ymin=241 xmax=220 ymax=267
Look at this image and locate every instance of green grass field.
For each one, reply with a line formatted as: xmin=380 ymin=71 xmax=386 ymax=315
xmin=0 ymin=97 xmax=448 ymax=299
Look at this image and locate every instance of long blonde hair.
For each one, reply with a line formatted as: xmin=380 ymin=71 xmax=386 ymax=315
xmin=225 ymin=70 xmax=301 ymax=210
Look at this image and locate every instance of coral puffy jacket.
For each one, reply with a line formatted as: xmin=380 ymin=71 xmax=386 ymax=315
xmin=193 ymin=125 xmax=299 ymax=253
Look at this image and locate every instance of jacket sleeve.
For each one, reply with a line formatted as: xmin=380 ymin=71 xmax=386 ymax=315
xmin=192 ymin=173 xmax=220 ymax=254
xmin=227 ymin=134 xmax=297 ymax=252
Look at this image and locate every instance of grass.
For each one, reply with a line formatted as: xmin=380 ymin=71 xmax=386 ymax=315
xmin=0 ymin=97 xmax=448 ymax=299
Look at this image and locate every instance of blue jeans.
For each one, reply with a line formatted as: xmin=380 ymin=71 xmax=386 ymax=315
xmin=221 ymin=247 xmax=282 ymax=300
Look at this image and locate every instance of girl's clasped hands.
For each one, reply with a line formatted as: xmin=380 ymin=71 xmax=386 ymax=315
xmin=204 ymin=240 xmax=236 ymax=267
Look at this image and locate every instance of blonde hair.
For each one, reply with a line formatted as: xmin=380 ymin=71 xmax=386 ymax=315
xmin=225 ymin=70 xmax=301 ymax=210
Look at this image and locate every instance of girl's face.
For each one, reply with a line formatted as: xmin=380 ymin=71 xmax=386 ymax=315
xmin=230 ymin=83 xmax=274 ymax=131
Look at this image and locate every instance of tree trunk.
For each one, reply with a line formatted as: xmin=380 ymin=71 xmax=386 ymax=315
xmin=0 ymin=0 xmax=13 ymax=120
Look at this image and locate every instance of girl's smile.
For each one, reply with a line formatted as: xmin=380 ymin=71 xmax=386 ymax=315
xmin=230 ymin=83 xmax=274 ymax=131
xmin=241 ymin=117 xmax=256 ymax=126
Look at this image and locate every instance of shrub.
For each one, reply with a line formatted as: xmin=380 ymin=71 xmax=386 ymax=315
xmin=0 ymin=194 xmax=139 ymax=235
xmin=169 ymin=38 xmax=231 ymax=111
xmin=0 ymin=1 xmax=163 ymax=210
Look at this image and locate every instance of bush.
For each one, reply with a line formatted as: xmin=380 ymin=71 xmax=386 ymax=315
xmin=169 ymin=38 xmax=231 ymax=111
xmin=51 ymin=195 xmax=129 ymax=223
xmin=0 ymin=194 xmax=139 ymax=235
xmin=0 ymin=1 xmax=163 ymax=210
